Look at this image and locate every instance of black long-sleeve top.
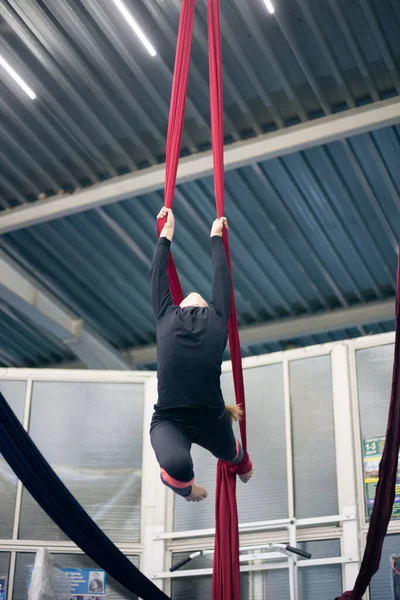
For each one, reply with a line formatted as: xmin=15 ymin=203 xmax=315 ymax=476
xmin=150 ymin=236 xmax=231 ymax=410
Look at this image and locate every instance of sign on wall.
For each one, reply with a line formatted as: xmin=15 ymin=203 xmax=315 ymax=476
xmin=66 ymin=568 xmax=106 ymax=597
xmin=29 ymin=566 xmax=107 ymax=599
xmin=363 ymin=436 xmax=400 ymax=519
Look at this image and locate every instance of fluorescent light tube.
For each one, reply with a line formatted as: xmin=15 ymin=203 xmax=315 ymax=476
xmin=111 ymin=0 xmax=156 ymax=57
xmin=0 ymin=54 xmax=36 ymax=99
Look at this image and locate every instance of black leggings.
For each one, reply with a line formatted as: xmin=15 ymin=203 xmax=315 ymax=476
xmin=150 ymin=406 xmax=243 ymax=496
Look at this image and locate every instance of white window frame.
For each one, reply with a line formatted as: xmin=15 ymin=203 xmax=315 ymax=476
xmin=0 ymin=368 xmax=157 ymax=600
xmin=1 ymin=330 xmax=398 ymax=599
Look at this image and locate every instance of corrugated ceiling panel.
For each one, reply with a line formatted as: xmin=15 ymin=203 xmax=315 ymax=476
xmin=0 ymin=300 xmax=74 ymax=367
xmin=0 ymin=0 xmax=399 ymax=209
xmin=0 ymin=125 xmax=398 ymax=365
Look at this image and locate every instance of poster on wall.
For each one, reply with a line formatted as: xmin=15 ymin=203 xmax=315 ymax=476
xmin=0 ymin=576 xmax=6 ymax=600
xmin=29 ymin=566 xmax=107 ymax=599
xmin=363 ymin=436 xmax=400 ymax=519
xmin=65 ymin=568 xmax=107 ymax=598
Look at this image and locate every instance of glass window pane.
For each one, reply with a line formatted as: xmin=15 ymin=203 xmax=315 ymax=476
xmin=290 ymin=356 xmax=338 ymax=518
xmin=0 ymin=381 xmax=26 ymax=417
xmin=171 ymin=574 xmax=214 ymax=600
xmin=19 ymin=382 xmax=144 ymax=543
xmin=0 ymin=552 xmax=10 ymax=596
xmin=369 ymin=533 xmax=400 ymax=600
xmin=356 ymin=345 xmax=394 ymax=522
xmin=297 ymin=540 xmax=342 ymax=599
xmin=170 ymin=553 xmax=249 ymax=600
xmin=226 ymin=365 xmax=288 ymax=523
xmin=298 ymin=564 xmax=342 ymax=599
xmin=356 ymin=345 xmax=394 ymax=439
xmin=13 ymin=552 xmax=139 ymax=600
xmin=256 ymin=570 xmax=290 ymax=600
xmin=0 ymin=381 xmax=26 ymax=538
xmin=173 ymin=364 xmax=288 ymax=531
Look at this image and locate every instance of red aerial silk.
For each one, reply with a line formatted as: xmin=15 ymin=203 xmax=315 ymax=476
xmin=208 ymin=2 xmax=251 ymax=598
xmin=159 ymin=3 xmax=400 ymax=599
xmin=156 ymin=0 xmax=193 ymax=303
xmin=157 ymin=1 xmax=251 ymax=599
xmin=337 ymin=254 xmax=400 ymax=600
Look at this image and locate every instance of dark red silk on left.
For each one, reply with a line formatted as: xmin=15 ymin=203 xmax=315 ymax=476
xmin=156 ymin=0 xmax=195 ymax=305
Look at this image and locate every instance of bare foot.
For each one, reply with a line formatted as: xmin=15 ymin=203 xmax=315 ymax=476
xmin=239 ymin=469 xmax=254 ymax=484
xmin=185 ymin=484 xmax=208 ymax=502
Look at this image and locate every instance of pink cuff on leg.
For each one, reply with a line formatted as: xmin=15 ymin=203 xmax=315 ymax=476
xmin=228 ymin=451 xmax=253 ymax=476
xmin=161 ymin=468 xmax=194 ymax=489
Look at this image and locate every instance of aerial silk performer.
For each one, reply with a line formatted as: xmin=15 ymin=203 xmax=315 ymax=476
xmin=150 ymin=207 xmax=253 ymax=502
xmin=150 ymin=1 xmax=252 ymax=598
xmin=337 ymin=258 xmax=400 ymax=600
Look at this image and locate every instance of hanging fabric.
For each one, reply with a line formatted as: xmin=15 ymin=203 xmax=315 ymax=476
xmin=158 ymin=1 xmax=250 ymax=598
xmin=157 ymin=0 xmax=195 ymax=305
xmin=208 ymin=2 xmax=250 ymax=599
xmin=337 ymin=253 xmax=400 ymax=600
xmin=0 ymin=391 xmax=170 ymax=600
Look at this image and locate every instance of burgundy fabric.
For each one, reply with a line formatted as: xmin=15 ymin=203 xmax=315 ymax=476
xmin=207 ymin=0 xmax=247 ymax=451
xmin=158 ymin=1 xmax=250 ymax=599
xmin=156 ymin=0 xmax=195 ymax=305
xmin=337 ymin=253 xmax=400 ymax=599
xmin=228 ymin=451 xmax=253 ymax=476
xmin=208 ymin=8 xmax=248 ymax=596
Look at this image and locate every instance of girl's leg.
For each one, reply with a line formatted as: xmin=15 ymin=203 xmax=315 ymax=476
xmin=150 ymin=417 xmax=207 ymax=501
xmin=195 ymin=409 xmax=253 ymax=481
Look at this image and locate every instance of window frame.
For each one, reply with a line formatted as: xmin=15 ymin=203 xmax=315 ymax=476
xmin=0 ymin=368 xmax=151 ymax=600
xmin=2 ymin=331 xmax=398 ymax=599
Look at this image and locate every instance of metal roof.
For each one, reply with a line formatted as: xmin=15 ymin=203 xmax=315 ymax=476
xmin=0 ymin=0 xmax=399 ymax=367
xmin=0 ymin=0 xmax=400 ymax=208
xmin=0 ymin=299 xmax=74 ymax=367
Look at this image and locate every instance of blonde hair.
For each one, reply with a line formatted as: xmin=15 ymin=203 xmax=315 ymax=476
xmin=225 ymin=404 xmax=243 ymax=422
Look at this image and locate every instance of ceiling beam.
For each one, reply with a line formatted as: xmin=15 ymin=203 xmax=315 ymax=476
xmin=0 ymin=250 xmax=130 ymax=370
xmin=1 ymin=97 xmax=400 ymax=234
xmin=128 ymin=299 xmax=395 ymax=365
xmin=42 ymin=298 xmax=395 ymax=369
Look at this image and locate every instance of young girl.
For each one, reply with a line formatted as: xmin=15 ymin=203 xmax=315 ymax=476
xmin=149 ymin=207 xmax=253 ymax=502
